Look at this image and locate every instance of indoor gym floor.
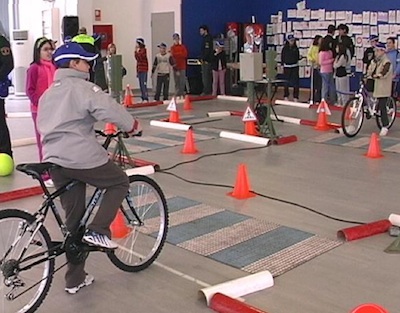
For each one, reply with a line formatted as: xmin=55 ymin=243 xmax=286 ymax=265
xmin=1 ymin=92 xmax=400 ymax=313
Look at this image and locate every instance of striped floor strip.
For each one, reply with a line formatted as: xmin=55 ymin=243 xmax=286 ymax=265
xmin=154 ymin=196 xmax=342 ymax=277
xmin=310 ymin=133 xmax=400 ymax=154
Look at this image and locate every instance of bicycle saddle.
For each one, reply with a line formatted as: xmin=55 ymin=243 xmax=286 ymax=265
xmin=16 ymin=163 xmax=59 ymax=178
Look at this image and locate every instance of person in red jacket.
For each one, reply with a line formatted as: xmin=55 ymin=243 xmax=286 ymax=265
xmin=170 ymin=33 xmax=188 ymax=98
xmin=134 ymin=38 xmax=149 ymax=102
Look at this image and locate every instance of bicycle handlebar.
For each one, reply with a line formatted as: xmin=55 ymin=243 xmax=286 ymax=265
xmin=95 ymin=129 xmax=142 ymax=138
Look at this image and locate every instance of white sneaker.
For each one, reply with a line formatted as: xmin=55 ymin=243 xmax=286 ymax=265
xmin=82 ymin=230 xmax=118 ymax=250
xmin=379 ymin=127 xmax=388 ymax=137
xmin=65 ymin=274 xmax=94 ymax=294
xmin=345 ymin=125 xmax=356 ymax=133
xmin=294 ymin=98 xmax=299 ymax=102
xmin=44 ymin=179 xmax=54 ymax=188
xmin=284 ymin=97 xmax=289 ymax=101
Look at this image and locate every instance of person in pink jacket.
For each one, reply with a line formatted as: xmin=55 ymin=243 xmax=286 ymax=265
xmin=318 ymin=37 xmax=337 ymax=104
xmin=26 ymin=37 xmax=56 ymax=186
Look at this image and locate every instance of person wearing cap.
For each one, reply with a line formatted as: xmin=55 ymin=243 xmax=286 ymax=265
xmin=0 ymin=30 xmax=14 ymax=159
xmin=386 ymin=37 xmax=400 ymax=97
xmin=211 ymin=41 xmax=227 ymax=96
xmin=363 ymin=35 xmax=379 ymax=92
xmin=366 ymin=42 xmax=393 ymax=136
xmin=152 ymin=42 xmax=176 ymax=101
xmin=170 ymin=33 xmax=188 ymax=98
xmin=282 ymin=35 xmax=301 ymax=102
xmin=37 ymin=42 xmax=142 ymax=293
xmin=26 ymin=37 xmax=56 ymax=186
xmin=72 ymin=26 xmax=97 ymax=82
xmin=134 ymin=38 xmax=149 ymax=102
xmin=199 ymin=25 xmax=213 ymax=95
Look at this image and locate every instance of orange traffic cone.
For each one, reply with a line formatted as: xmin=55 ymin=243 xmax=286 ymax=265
xmin=183 ymin=95 xmax=193 ymax=111
xmin=365 ymin=133 xmax=383 ymax=158
xmin=350 ymin=303 xmax=388 ymax=313
xmin=244 ymin=121 xmax=259 ymax=136
xmin=227 ymin=164 xmax=256 ymax=199
xmin=104 ymin=123 xmax=117 ymax=135
xmin=314 ymin=100 xmax=331 ymax=131
xmin=181 ymin=129 xmax=198 ymax=154
xmin=123 ymin=84 xmax=134 ymax=107
xmin=110 ymin=210 xmax=131 ymax=239
xmin=169 ymin=110 xmax=181 ymax=123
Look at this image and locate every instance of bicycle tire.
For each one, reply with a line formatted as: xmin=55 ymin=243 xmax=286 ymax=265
xmin=107 ymin=175 xmax=168 ymax=272
xmin=0 ymin=209 xmax=54 ymax=313
xmin=341 ymin=97 xmax=364 ymax=137
xmin=376 ymin=97 xmax=397 ymax=130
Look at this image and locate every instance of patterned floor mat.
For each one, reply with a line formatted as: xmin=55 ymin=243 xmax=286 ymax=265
xmin=155 ymin=196 xmax=342 ymax=277
xmin=309 ymin=133 xmax=400 ymax=154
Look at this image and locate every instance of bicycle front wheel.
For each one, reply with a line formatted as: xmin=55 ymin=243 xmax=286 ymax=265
xmin=108 ymin=175 xmax=168 ymax=272
xmin=341 ymin=97 xmax=364 ymax=137
xmin=376 ymin=97 xmax=397 ymax=129
xmin=0 ymin=209 xmax=54 ymax=313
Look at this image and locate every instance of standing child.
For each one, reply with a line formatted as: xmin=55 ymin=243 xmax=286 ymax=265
xmin=26 ymin=37 xmax=56 ymax=186
xmin=307 ymin=35 xmax=322 ymax=103
xmin=282 ymin=35 xmax=301 ymax=102
xmin=152 ymin=42 xmax=175 ymax=101
xmin=134 ymin=38 xmax=149 ymax=102
xmin=211 ymin=41 xmax=227 ymax=96
xmin=170 ymin=33 xmax=188 ymax=98
xmin=367 ymin=43 xmax=393 ymax=136
xmin=333 ymin=43 xmax=350 ymax=106
xmin=319 ymin=37 xmax=336 ymax=104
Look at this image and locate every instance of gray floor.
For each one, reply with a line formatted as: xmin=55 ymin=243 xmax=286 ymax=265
xmin=1 ymin=93 xmax=400 ymax=313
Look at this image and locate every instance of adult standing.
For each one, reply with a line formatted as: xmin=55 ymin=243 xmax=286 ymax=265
xmin=170 ymin=33 xmax=188 ymax=98
xmin=282 ymin=35 xmax=301 ymax=102
xmin=336 ymin=24 xmax=354 ymax=74
xmin=363 ymin=35 xmax=379 ymax=92
xmin=72 ymin=27 xmax=97 ymax=83
xmin=0 ymin=33 xmax=14 ymax=158
xmin=386 ymin=37 xmax=400 ymax=97
xmin=199 ymin=25 xmax=213 ymax=95
xmin=324 ymin=24 xmax=337 ymax=56
xmin=134 ymin=38 xmax=149 ymax=102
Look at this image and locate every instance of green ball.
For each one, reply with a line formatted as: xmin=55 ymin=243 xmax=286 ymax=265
xmin=0 ymin=153 xmax=14 ymax=176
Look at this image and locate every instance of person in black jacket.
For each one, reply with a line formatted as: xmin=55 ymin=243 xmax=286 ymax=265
xmin=324 ymin=24 xmax=337 ymax=56
xmin=282 ymin=35 xmax=301 ymax=101
xmin=199 ymin=25 xmax=213 ymax=95
xmin=336 ymin=24 xmax=354 ymax=74
xmin=211 ymin=41 xmax=227 ymax=96
xmin=363 ymin=35 xmax=378 ymax=92
xmin=0 ymin=33 xmax=14 ymax=158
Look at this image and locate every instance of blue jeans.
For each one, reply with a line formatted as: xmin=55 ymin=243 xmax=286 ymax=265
xmin=137 ymin=72 xmax=148 ymax=101
xmin=320 ymin=72 xmax=336 ymax=104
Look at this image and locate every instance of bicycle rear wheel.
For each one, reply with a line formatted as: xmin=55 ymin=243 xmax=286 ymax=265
xmin=376 ymin=97 xmax=397 ymax=129
xmin=107 ymin=175 xmax=168 ymax=272
xmin=0 ymin=209 xmax=54 ymax=313
xmin=341 ymin=97 xmax=364 ymax=137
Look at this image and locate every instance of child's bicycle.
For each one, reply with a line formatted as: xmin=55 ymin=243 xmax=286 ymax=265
xmin=0 ymin=130 xmax=168 ymax=313
xmin=341 ymin=77 xmax=397 ymax=137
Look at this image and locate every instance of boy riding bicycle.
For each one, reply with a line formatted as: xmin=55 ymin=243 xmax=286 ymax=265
xmin=366 ymin=42 xmax=393 ymax=136
xmin=37 ymin=42 xmax=141 ymax=294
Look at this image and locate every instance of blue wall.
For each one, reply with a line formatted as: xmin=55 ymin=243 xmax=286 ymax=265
xmin=182 ymin=0 xmax=400 ymax=87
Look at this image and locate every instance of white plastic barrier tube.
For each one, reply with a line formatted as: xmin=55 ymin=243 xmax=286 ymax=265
xmin=217 ymin=95 xmax=246 ymax=102
xmin=150 ymin=120 xmax=191 ymax=131
xmin=271 ymin=115 xmax=301 ymax=125
xmin=389 ymin=214 xmax=400 ymax=227
xmin=207 ymin=111 xmax=231 ymax=118
xmin=125 ymin=165 xmax=155 ymax=176
xmin=275 ymin=99 xmax=310 ymax=108
xmin=220 ymin=131 xmax=270 ymax=146
xmin=199 ymin=270 xmax=274 ymax=306
xmin=7 ymin=112 xmax=32 ymax=118
xmin=11 ymin=137 xmax=36 ymax=147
